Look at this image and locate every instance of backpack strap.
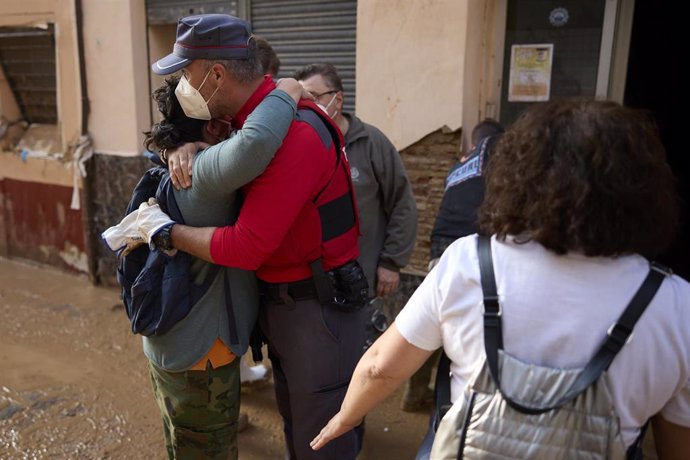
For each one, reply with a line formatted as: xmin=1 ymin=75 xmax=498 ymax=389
xmin=477 ymin=234 xmax=668 ymax=414
xmin=477 ymin=235 xmax=504 ymax=394
xmin=433 ymin=351 xmax=452 ymax=431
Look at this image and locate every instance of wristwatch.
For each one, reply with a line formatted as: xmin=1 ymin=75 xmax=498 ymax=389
xmin=152 ymin=225 xmax=174 ymax=251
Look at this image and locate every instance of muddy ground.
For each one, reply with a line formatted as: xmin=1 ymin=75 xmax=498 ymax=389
xmin=0 ymin=258 xmax=428 ymax=459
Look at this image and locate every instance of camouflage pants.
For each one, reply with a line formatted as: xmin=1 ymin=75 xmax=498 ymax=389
xmin=148 ymin=359 xmax=240 ymax=460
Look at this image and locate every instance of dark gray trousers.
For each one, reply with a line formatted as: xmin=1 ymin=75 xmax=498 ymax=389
xmin=260 ymin=296 xmax=367 ymax=460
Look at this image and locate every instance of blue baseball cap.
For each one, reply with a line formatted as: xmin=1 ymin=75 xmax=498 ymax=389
xmin=152 ymin=14 xmax=252 ymax=75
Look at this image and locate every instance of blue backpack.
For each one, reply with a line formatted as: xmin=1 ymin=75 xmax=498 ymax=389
xmin=115 ymin=153 xmax=219 ymax=336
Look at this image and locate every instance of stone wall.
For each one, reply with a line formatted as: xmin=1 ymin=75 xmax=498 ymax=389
xmin=399 ymin=128 xmax=462 ymax=274
xmin=383 ymin=128 xmax=463 ymax=315
xmin=88 ymin=153 xmax=150 ymax=286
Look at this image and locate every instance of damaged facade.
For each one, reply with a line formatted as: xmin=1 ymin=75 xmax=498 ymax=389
xmin=3 ymin=1 xmax=683 ymax=287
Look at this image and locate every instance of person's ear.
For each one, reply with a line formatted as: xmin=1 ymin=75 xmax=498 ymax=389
xmin=205 ymin=119 xmax=228 ymax=140
xmin=211 ymin=63 xmax=225 ymax=83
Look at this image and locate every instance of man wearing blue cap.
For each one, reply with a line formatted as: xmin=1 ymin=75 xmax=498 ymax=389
xmin=139 ymin=13 xmax=367 ymax=460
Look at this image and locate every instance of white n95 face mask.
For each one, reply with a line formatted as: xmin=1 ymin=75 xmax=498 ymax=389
xmin=316 ymin=93 xmax=338 ymax=119
xmin=175 ymin=69 xmax=220 ymax=120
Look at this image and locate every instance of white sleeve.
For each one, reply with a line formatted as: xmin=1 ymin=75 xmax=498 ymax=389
xmin=395 ymin=262 xmax=444 ymax=352
xmin=661 ymin=378 xmax=690 ymax=426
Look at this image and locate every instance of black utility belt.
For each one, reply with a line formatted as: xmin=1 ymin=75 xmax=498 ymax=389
xmin=259 ymin=278 xmax=318 ymax=304
xmin=260 ymin=260 xmax=369 ymax=311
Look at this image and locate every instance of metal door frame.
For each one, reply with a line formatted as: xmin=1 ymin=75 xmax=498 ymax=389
xmin=486 ymin=0 xmax=629 ymax=121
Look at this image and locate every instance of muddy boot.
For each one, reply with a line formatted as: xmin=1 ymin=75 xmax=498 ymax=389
xmin=237 ymin=412 xmax=249 ymax=432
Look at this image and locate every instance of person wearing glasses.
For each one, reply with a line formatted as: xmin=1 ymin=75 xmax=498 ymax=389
xmin=295 ymin=63 xmax=418 ymax=354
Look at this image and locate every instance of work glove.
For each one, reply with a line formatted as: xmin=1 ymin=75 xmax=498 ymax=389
xmin=136 ymin=198 xmax=175 ymax=250
xmin=101 ymin=209 xmax=146 ymax=256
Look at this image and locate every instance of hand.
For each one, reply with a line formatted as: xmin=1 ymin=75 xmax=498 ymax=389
xmin=101 ymin=209 xmax=146 ymax=255
xmin=136 ymin=198 xmax=175 ymax=249
xmin=167 ymin=142 xmax=209 ymax=190
xmin=310 ymin=412 xmax=362 ymax=451
xmin=376 ymin=266 xmax=400 ymax=297
xmin=276 ymin=77 xmax=309 ymax=104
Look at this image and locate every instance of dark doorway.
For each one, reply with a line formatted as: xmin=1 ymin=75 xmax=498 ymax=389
xmin=625 ymin=1 xmax=688 ymax=279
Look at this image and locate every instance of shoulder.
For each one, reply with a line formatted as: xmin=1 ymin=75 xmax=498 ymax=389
xmin=359 ymin=119 xmax=393 ymax=145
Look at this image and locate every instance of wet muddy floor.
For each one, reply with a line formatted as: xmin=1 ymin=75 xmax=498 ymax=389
xmin=0 ymin=258 xmax=428 ymax=459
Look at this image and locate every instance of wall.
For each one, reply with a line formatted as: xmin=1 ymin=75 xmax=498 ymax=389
xmin=82 ymin=0 xmax=150 ymax=156
xmin=0 ymin=0 xmax=85 ymax=271
xmin=0 ymin=0 xmax=150 ymax=276
xmin=356 ymin=0 xmax=467 ymax=151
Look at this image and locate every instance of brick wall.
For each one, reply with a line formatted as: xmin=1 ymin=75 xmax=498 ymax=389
xmin=400 ymin=128 xmax=462 ymax=274
xmin=384 ymin=128 xmax=462 ymax=315
xmin=88 ymin=153 xmax=150 ymax=285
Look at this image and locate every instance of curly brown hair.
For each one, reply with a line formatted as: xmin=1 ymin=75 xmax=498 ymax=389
xmin=478 ymin=99 xmax=679 ymax=258
xmin=143 ymin=76 xmax=206 ymax=152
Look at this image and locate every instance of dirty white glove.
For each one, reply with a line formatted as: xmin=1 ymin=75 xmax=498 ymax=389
xmin=136 ymin=198 xmax=175 ymax=250
xmin=101 ymin=209 xmax=145 ymax=255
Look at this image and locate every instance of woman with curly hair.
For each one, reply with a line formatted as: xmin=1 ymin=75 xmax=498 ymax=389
xmin=310 ymin=99 xmax=690 ymax=458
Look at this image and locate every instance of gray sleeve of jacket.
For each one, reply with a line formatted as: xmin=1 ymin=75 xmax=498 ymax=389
xmin=370 ymin=127 xmax=418 ymax=271
xmin=191 ymin=89 xmax=296 ymax=198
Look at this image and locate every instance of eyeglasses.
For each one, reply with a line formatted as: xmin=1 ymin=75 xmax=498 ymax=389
xmin=309 ymin=89 xmax=338 ymax=100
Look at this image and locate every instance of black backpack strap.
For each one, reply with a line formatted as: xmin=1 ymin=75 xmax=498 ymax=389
xmin=477 ymin=235 xmax=503 ymax=389
xmin=477 ymin=235 xmax=668 ymax=414
xmin=556 ymin=263 xmax=667 ymax=405
xmin=433 ymin=351 xmax=452 ymax=431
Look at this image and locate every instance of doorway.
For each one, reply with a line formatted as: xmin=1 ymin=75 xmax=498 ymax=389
xmin=497 ymin=0 xmax=614 ymax=126
xmin=625 ymin=1 xmax=689 ymax=279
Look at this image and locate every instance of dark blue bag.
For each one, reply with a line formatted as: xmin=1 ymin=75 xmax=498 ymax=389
xmin=115 ymin=153 xmax=218 ymax=336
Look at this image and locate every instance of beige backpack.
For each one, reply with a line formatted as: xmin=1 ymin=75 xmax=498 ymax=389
xmin=430 ymin=236 xmax=667 ymax=460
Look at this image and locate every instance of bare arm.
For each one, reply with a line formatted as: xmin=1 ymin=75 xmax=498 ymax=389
xmin=310 ymin=324 xmax=434 ymax=450
xmin=652 ymin=413 xmax=690 ymax=460
xmin=170 ymin=224 xmax=216 ymax=263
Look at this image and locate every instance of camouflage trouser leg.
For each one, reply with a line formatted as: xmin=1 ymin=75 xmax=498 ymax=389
xmin=148 ymin=359 xmax=241 ymax=460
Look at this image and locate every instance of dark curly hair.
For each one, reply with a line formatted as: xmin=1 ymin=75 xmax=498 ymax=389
xmin=143 ymin=76 xmax=205 ymax=152
xmin=478 ymin=99 xmax=679 ymax=258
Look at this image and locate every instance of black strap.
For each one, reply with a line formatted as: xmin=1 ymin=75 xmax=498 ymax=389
xmin=433 ymin=351 xmax=452 ymax=430
xmin=477 ymin=234 xmax=667 ymax=414
xmin=310 ymin=258 xmax=334 ymax=305
xmin=477 ymin=235 xmax=503 ymax=389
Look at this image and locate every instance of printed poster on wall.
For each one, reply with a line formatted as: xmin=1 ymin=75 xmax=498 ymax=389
xmin=508 ymin=44 xmax=554 ymax=102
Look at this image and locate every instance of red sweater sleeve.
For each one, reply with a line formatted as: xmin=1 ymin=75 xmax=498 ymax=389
xmin=209 ymin=124 xmax=332 ymax=269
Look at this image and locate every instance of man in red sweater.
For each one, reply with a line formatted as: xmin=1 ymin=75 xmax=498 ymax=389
xmin=141 ymin=14 xmax=368 ymax=460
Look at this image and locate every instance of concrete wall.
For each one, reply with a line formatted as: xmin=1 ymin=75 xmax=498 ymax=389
xmin=82 ymin=0 xmax=150 ymax=156
xmin=0 ymin=0 xmax=150 ymax=275
xmin=356 ymin=0 xmax=468 ymax=151
xmin=355 ymin=1 xmax=499 ymax=278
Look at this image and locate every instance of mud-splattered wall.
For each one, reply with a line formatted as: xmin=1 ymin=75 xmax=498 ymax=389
xmin=88 ymin=153 xmax=150 ymax=286
xmin=0 ymin=178 xmax=86 ymax=272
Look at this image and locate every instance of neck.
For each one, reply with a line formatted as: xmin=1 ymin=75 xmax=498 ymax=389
xmin=334 ymin=112 xmax=349 ymax=136
xmin=226 ymin=76 xmax=265 ymax=116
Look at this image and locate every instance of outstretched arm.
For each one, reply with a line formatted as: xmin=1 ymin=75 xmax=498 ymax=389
xmin=652 ymin=413 xmax=690 ymax=460
xmin=310 ymin=324 xmax=433 ymax=451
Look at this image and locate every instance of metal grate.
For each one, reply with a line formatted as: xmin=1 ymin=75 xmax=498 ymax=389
xmin=147 ymin=0 xmax=239 ymax=25
xmin=249 ymin=0 xmax=357 ymax=113
xmin=0 ymin=25 xmax=57 ymax=124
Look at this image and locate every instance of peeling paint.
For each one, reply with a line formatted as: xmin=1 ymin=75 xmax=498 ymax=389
xmin=56 ymin=201 xmax=66 ymax=226
xmin=59 ymin=242 xmax=88 ymax=273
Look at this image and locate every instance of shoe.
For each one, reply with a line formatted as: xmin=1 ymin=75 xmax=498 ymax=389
xmin=237 ymin=412 xmax=249 ymax=432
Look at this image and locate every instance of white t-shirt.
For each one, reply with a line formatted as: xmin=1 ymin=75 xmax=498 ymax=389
xmin=396 ymin=235 xmax=690 ymax=448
